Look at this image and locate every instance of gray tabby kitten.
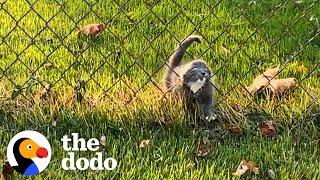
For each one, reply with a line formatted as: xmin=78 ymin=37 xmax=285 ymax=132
xmin=163 ymin=35 xmax=216 ymax=121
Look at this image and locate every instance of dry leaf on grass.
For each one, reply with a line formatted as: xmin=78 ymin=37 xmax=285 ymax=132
xmin=266 ymin=169 xmax=276 ymax=179
xmin=33 ymin=85 xmax=57 ymax=104
xmin=225 ymin=123 xmax=243 ymax=137
xmin=139 ymin=139 xmax=150 ymax=149
xmin=244 ymin=67 xmax=280 ymax=95
xmin=40 ymin=85 xmax=54 ymax=100
xmin=43 ymin=62 xmax=55 ymax=69
xmin=294 ymin=0 xmax=304 ymax=5
xmin=160 ymin=115 xmax=173 ymax=128
xmin=232 ymin=160 xmax=259 ymax=177
xmin=1 ymin=161 xmax=14 ymax=180
xmin=260 ymin=121 xmax=276 ymax=137
xmin=195 ymin=138 xmax=212 ymax=157
xmin=52 ymin=120 xmax=57 ymax=127
xmin=268 ymin=78 xmax=297 ymax=94
xmin=79 ymin=23 xmax=105 ymax=37
xmin=99 ymin=136 xmax=107 ymax=149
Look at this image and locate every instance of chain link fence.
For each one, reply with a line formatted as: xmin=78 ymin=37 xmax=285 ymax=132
xmin=0 ymin=0 xmax=319 ymax=122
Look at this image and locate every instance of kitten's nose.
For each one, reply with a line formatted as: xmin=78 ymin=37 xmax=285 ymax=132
xmin=201 ymin=72 xmax=206 ymax=76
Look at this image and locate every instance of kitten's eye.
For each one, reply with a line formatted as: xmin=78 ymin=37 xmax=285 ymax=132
xmin=27 ymin=145 xmax=32 ymax=150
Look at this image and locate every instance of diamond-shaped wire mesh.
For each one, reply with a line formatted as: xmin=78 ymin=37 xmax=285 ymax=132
xmin=0 ymin=0 xmax=319 ymax=122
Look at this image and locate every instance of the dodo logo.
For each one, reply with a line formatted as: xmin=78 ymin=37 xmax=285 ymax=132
xmin=7 ymin=130 xmax=51 ymax=176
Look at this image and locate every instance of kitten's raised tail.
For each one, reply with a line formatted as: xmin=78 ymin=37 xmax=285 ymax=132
xmin=164 ymin=35 xmax=202 ymax=89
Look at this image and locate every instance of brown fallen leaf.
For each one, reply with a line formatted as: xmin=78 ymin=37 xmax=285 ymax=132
xmin=79 ymin=23 xmax=105 ymax=37
xmin=43 ymin=62 xmax=55 ymax=69
xmin=52 ymin=120 xmax=57 ymax=127
xmin=139 ymin=139 xmax=150 ymax=149
xmin=266 ymin=169 xmax=276 ymax=179
xmin=195 ymin=138 xmax=212 ymax=157
xmin=246 ymin=160 xmax=259 ymax=174
xmin=225 ymin=123 xmax=243 ymax=137
xmin=100 ymin=135 xmax=107 ymax=149
xmin=268 ymin=78 xmax=297 ymax=94
xmin=1 ymin=161 xmax=14 ymax=180
xmin=232 ymin=160 xmax=259 ymax=177
xmin=33 ymin=84 xmax=57 ymax=104
xmin=244 ymin=67 xmax=280 ymax=95
xmin=260 ymin=121 xmax=276 ymax=137
xmin=159 ymin=115 xmax=173 ymax=128
xmin=232 ymin=161 xmax=249 ymax=177
xmin=40 ymin=85 xmax=53 ymax=100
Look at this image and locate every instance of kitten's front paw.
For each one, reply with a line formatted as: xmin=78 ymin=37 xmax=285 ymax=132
xmin=205 ymin=114 xmax=217 ymax=122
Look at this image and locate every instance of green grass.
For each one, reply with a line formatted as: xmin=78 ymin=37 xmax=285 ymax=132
xmin=0 ymin=0 xmax=320 ymax=179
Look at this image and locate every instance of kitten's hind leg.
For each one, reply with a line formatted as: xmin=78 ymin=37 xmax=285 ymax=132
xmin=203 ymin=101 xmax=217 ymax=122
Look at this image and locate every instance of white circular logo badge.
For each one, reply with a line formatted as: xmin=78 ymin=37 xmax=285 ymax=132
xmin=7 ymin=130 xmax=52 ymax=176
